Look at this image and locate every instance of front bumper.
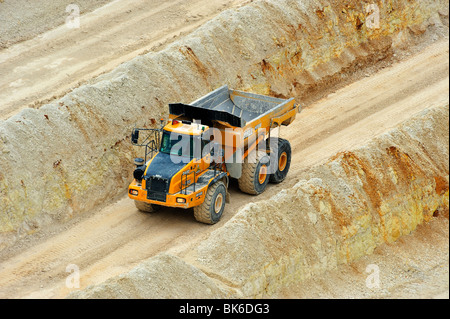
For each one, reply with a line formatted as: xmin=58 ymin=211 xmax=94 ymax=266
xmin=128 ymin=179 xmax=207 ymax=209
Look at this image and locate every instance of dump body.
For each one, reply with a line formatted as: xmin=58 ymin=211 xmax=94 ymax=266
xmin=169 ymin=85 xmax=299 ymax=130
xmin=169 ymin=85 xmax=300 ymax=178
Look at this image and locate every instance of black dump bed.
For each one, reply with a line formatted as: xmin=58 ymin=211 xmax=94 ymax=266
xmin=169 ymin=85 xmax=293 ymax=128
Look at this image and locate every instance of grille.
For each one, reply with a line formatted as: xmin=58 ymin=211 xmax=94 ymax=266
xmin=147 ymin=176 xmax=169 ymax=192
xmin=146 ymin=176 xmax=169 ymax=202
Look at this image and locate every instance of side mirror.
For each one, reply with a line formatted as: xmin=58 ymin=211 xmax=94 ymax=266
xmin=131 ymin=129 xmax=140 ymax=144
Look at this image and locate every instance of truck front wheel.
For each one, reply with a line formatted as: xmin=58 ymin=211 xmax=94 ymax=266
xmin=134 ymin=200 xmax=161 ymax=213
xmin=194 ymin=181 xmax=226 ymax=225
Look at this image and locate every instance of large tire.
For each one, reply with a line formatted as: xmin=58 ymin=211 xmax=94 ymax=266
xmin=134 ymin=200 xmax=161 ymax=213
xmin=238 ymin=155 xmax=270 ymax=195
xmin=194 ymin=181 xmax=226 ymax=225
xmin=268 ymin=138 xmax=291 ymax=184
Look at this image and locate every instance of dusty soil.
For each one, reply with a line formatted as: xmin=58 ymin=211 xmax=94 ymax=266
xmin=274 ymin=215 xmax=449 ymax=299
xmin=0 ymin=32 xmax=447 ymax=298
xmin=0 ymin=0 xmax=250 ymax=120
xmin=0 ymin=0 xmax=114 ymax=48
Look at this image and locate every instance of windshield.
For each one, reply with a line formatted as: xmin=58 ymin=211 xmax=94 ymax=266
xmin=160 ymin=131 xmax=202 ymax=159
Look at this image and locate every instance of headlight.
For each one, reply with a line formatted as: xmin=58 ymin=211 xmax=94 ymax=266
xmin=176 ymin=198 xmax=186 ymax=203
xmin=129 ymin=189 xmax=139 ymax=196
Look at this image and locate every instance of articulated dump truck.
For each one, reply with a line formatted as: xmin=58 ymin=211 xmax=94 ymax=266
xmin=128 ymin=85 xmax=301 ymax=224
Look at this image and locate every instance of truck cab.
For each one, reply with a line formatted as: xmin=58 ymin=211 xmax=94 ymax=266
xmin=128 ymin=119 xmax=229 ymax=223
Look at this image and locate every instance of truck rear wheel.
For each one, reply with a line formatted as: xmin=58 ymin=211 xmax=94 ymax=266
xmin=134 ymin=200 xmax=161 ymax=213
xmin=268 ymin=138 xmax=291 ymax=184
xmin=238 ymin=155 xmax=270 ymax=195
xmin=194 ymin=181 xmax=226 ymax=225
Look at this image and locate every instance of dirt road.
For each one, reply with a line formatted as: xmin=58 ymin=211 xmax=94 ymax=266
xmin=0 ymin=38 xmax=447 ymax=299
xmin=0 ymin=0 xmax=248 ymax=120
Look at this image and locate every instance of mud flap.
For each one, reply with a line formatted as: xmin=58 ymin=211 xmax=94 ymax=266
xmin=226 ymin=161 xmax=242 ymax=179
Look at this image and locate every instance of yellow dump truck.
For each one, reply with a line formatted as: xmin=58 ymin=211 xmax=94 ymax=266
xmin=128 ymin=85 xmax=301 ymax=224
